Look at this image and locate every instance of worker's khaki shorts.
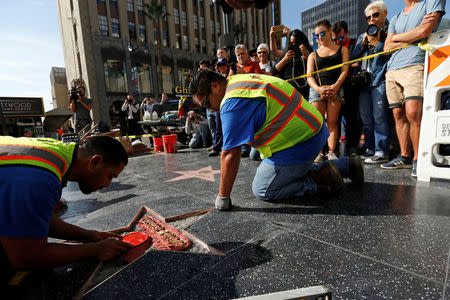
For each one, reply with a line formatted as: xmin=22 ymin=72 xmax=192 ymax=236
xmin=385 ymin=64 xmax=424 ymax=108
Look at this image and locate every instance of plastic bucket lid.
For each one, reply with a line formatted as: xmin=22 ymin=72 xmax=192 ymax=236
xmin=122 ymin=232 xmax=149 ymax=247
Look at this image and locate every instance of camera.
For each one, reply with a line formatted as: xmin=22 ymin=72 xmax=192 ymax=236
xmin=69 ymin=87 xmax=80 ymax=101
xmin=230 ymin=62 xmax=237 ymax=74
xmin=287 ymin=44 xmax=302 ymax=59
xmin=189 ymin=116 xmax=196 ymax=121
xmin=350 ymin=70 xmax=371 ymax=88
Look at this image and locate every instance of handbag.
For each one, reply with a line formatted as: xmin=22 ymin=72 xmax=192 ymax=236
xmin=351 ymin=55 xmax=371 ymax=88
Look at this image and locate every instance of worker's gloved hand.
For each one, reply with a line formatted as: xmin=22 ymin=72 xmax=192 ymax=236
xmin=215 ymin=195 xmax=232 ymax=211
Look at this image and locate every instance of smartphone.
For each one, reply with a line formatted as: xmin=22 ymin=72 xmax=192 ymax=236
xmin=273 ymin=25 xmax=285 ymax=39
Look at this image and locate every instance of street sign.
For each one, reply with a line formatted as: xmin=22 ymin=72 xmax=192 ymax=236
xmin=0 ymin=97 xmax=45 ymax=117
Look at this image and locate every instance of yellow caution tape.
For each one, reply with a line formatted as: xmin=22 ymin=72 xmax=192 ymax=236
xmin=286 ymin=42 xmax=421 ymax=82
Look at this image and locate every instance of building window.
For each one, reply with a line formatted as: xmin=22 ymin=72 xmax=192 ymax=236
xmin=139 ymin=24 xmax=146 ymax=42
xmin=154 ymin=28 xmax=158 ymax=44
xmin=109 ymin=0 xmax=118 ymax=8
xmin=136 ymin=63 xmax=152 ymax=93
xmin=210 ymin=20 xmax=214 ymax=33
xmin=200 ymin=17 xmax=205 ymax=29
xmin=162 ymin=65 xmax=174 ymax=94
xmin=162 ymin=30 xmax=168 ymax=46
xmin=97 ymin=0 xmax=106 ymax=3
xmin=183 ymin=35 xmax=189 ymax=50
xmin=98 ymin=15 xmax=108 ymax=36
xmin=216 ymin=22 xmax=221 ymax=34
xmin=194 ymin=37 xmax=199 ymax=51
xmin=104 ymin=59 xmax=127 ymax=92
xmin=176 ymin=33 xmax=181 ymax=48
xmin=137 ymin=0 xmax=144 ymax=15
xmin=174 ymin=8 xmax=179 ymax=25
xmin=201 ymin=39 xmax=206 ymax=52
xmin=127 ymin=0 xmax=134 ymax=12
xmin=162 ymin=5 xmax=167 ymax=21
xmin=129 ymin=22 xmax=136 ymax=39
xmin=212 ymin=41 xmax=216 ymax=51
xmin=182 ymin=11 xmax=187 ymax=27
xmin=194 ymin=15 xmax=198 ymax=30
xmin=111 ymin=18 xmax=120 ymax=37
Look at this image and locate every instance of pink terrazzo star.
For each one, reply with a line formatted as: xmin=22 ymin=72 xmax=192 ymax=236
xmin=165 ymin=165 xmax=221 ymax=182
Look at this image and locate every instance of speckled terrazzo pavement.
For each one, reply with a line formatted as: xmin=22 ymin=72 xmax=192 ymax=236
xmin=47 ymin=148 xmax=450 ymax=299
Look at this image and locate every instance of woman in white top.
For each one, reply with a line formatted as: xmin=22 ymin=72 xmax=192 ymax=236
xmin=257 ymin=43 xmax=275 ymax=75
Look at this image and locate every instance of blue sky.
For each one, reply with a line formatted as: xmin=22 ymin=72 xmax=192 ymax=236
xmin=0 ymin=0 xmax=449 ymax=111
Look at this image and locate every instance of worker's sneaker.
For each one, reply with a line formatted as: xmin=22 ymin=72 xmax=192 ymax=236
xmin=349 ymin=156 xmax=364 ymax=185
xmin=381 ymin=155 xmax=412 ymax=169
xmin=310 ymin=162 xmax=344 ymax=194
xmin=326 ymin=152 xmax=339 ymax=160
xmin=207 ymin=146 xmax=213 ymax=152
xmin=364 ymin=154 xmax=389 ymax=164
xmin=411 ymin=160 xmax=418 ymax=177
xmin=208 ymin=149 xmax=220 ymax=157
xmin=314 ymin=153 xmax=325 ymax=164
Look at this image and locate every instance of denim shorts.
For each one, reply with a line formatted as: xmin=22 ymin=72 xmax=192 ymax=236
xmin=308 ymin=87 xmax=344 ymax=104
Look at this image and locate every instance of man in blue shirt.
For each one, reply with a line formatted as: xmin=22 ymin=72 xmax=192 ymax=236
xmin=383 ymin=0 xmax=446 ymax=176
xmin=190 ymin=70 xmax=364 ymax=210
xmin=0 ymin=136 xmax=132 ymax=286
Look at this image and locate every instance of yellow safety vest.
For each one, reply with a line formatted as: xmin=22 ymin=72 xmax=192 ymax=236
xmin=221 ymin=74 xmax=323 ymax=158
xmin=0 ymin=136 xmax=76 ymax=182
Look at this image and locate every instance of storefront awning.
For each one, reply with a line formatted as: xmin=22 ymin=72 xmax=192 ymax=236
xmin=43 ymin=107 xmax=74 ymax=132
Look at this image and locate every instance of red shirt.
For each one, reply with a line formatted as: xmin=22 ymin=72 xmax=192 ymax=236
xmin=237 ymin=60 xmax=264 ymax=74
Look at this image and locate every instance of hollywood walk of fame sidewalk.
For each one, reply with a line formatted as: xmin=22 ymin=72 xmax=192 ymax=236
xmin=40 ymin=148 xmax=450 ymax=299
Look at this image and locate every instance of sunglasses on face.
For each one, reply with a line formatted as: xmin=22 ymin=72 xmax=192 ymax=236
xmin=257 ymin=51 xmax=268 ymax=54
xmin=333 ymin=35 xmax=345 ymax=42
xmin=366 ymin=11 xmax=380 ymax=21
xmin=313 ymin=31 xmax=327 ymax=39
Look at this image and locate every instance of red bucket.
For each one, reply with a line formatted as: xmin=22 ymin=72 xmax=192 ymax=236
xmin=153 ymin=137 xmax=164 ymax=152
xmin=162 ymin=134 xmax=177 ymax=153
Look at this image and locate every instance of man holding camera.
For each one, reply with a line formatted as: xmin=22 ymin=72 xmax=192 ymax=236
xmin=121 ymin=95 xmax=142 ymax=138
xmin=185 ymin=110 xmax=209 ymax=149
xmin=69 ymin=82 xmax=93 ymax=134
xmin=383 ymin=0 xmax=446 ymax=177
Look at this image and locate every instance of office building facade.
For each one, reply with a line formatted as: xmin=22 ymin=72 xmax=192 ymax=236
xmin=57 ymin=0 xmax=281 ymax=126
xmin=302 ymin=0 xmax=371 ymax=45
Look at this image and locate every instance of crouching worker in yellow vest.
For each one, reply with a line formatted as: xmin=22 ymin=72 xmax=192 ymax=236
xmin=190 ymin=70 xmax=364 ymax=210
xmin=0 ymin=136 xmax=132 ymax=286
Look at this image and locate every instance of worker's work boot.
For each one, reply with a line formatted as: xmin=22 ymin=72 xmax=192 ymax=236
xmin=348 ymin=156 xmax=364 ymax=185
xmin=309 ymin=162 xmax=344 ymax=194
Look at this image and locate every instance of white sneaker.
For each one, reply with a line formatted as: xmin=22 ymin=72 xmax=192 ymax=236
xmin=327 ymin=152 xmax=339 ymax=160
xmin=365 ymin=154 xmax=389 ymax=164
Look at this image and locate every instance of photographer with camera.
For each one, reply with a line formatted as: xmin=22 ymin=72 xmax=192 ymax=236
xmin=69 ymin=80 xmax=93 ymax=133
xmin=121 ymin=95 xmax=142 ymax=139
xmin=351 ymin=1 xmax=391 ymax=164
xmin=271 ymin=27 xmax=312 ymax=100
xmin=185 ymin=110 xmax=209 ymax=149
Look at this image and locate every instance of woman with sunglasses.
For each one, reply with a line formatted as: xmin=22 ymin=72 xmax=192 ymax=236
xmin=257 ymin=43 xmax=275 ymax=75
xmin=306 ymin=19 xmax=349 ymax=162
xmin=270 ymin=27 xmax=313 ymax=100
xmin=350 ymin=0 xmax=390 ymax=164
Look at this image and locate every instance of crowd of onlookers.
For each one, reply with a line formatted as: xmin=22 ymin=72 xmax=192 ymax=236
xmin=179 ymin=0 xmax=446 ymax=178
xmin=111 ymin=0 xmax=446 ymax=178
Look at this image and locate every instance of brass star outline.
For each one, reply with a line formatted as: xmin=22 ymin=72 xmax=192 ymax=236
xmin=165 ymin=165 xmax=221 ymax=182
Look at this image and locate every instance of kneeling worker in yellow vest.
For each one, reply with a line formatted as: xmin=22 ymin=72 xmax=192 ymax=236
xmin=0 ymin=136 xmax=132 ymax=285
xmin=190 ymin=70 xmax=364 ymax=210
